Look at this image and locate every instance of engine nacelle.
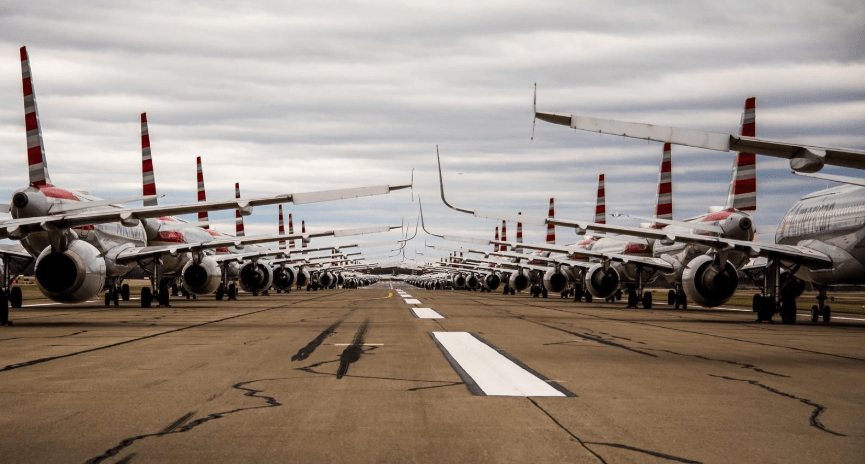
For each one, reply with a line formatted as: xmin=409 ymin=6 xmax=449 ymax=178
xmin=543 ymin=268 xmax=569 ymax=293
xmin=508 ymin=270 xmax=529 ymax=291
xmin=320 ymin=271 xmax=336 ymax=288
xmin=239 ymin=261 xmax=274 ymax=294
xmin=272 ymin=264 xmax=296 ymax=291
xmin=585 ymin=263 xmax=620 ymax=299
xmin=34 ymin=239 xmax=106 ymax=304
xmin=484 ymin=273 xmax=501 ymax=291
xmin=337 ymin=273 xmax=345 ymax=287
xmin=182 ymin=256 xmax=222 ymax=295
xmin=682 ymin=254 xmax=738 ymax=307
xmin=453 ymin=274 xmax=466 ymax=288
xmin=296 ymin=268 xmax=310 ymax=287
xmin=10 ymin=187 xmax=51 ymax=219
xmin=466 ymin=274 xmax=480 ymax=290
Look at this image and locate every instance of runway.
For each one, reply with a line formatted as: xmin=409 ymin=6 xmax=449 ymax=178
xmin=1 ymin=283 xmax=864 ymax=463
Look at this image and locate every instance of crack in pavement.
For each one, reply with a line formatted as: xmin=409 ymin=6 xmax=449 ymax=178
xmin=84 ymin=378 xmax=283 ymax=464
xmin=296 ymin=353 xmax=463 ymax=391
xmin=708 ymin=374 xmax=846 ymax=437
xmin=527 ymin=398 xmax=607 ymax=463
xmin=649 ymin=349 xmax=789 ymax=378
xmin=1 ymin=293 xmax=338 ymax=374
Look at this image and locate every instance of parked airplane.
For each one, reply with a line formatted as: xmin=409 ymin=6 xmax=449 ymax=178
xmin=532 ymin=84 xmax=865 ymax=173
xmin=0 ymin=47 xmax=411 ymax=323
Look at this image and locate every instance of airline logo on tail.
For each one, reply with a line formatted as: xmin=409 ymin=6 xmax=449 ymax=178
xmin=595 ymin=174 xmax=606 ymax=224
xmin=655 ymin=143 xmax=673 ymax=223
xmin=546 ymin=198 xmax=555 ymax=244
xmin=141 ymin=113 xmax=157 ymax=206
xmin=196 ymin=156 xmax=209 ymax=228
xmin=726 ymin=97 xmax=757 ymax=211
xmin=20 ymin=47 xmax=52 ymax=188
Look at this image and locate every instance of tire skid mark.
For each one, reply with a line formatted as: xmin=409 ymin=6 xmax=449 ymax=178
xmin=84 ymin=378 xmax=283 ymax=464
xmin=527 ymin=398 xmax=607 ymax=463
xmin=296 ymin=353 xmax=463 ymax=390
xmin=650 ymin=349 xmax=788 ymax=378
xmin=336 ymin=319 xmax=370 ymax=379
xmin=584 ymin=442 xmax=702 ymax=463
xmin=2 ymin=293 xmax=338 ymax=374
xmin=708 ymin=374 xmax=847 ymax=436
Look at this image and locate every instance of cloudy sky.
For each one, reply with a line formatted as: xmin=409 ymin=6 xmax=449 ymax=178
xmin=1 ymin=1 xmax=863 ymax=265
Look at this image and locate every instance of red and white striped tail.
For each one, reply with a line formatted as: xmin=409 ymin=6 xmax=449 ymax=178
xmin=288 ymin=213 xmax=295 ymax=249
xmin=278 ymin=205 xmax=286 ymax=251
xmin=500 ymin=221 xmax=507 ymax=252
xmin=517 ymin=213 xmax=523 ymax=254
xmin=546 ymin=198 xmax=555 ymax=244
xmin=196 ymin=156 xmax=209 ymax=228
xmin=140 ymin=113 xmax=157 ymax=206
xmin=234 ymin=182 xmax=245 ymax=237
xmin=20 ymin=47 xmax=52 ymax=188
xmin=726 ymin=97 xmax=757 ymax=211
xmin=595 ymin=174 xmax=606 ymax=224
xmin=301 ymin=221 xmax=307 ymax=252
xmin=654 ymin=143 xmax=673 ymax=222
xmin=494 ymin=227 xmax=500 ymax=252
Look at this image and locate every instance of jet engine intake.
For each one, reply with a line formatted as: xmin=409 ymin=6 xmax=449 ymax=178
xmin=509 ymin=270 xmax=529 ymax=291
xmin=239 ymin=261 xmax=274 ymax=294
xmin=585 ymin=263 xmax=620 ymax=299
xmin=484 ymin=273 xmax=501 ymax=291
xmin=272 ymin=265 xmax=296 ymax=291
xmin=682 ymin=254 xmax=738 ymax=307
xmin=181 ymin=256 xmax=222 ymax=295
xmin=34 ymin=239 xmax=106 ymax=304
xmin=543 ymin=268 xmax=569 ymax=293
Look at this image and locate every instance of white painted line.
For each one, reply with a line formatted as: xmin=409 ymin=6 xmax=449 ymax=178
xmin=399 ymin=293 xmax=412 ymax=298
xmin=404 ymin=298 xmax=422 ymax=305
xmin=432 ymin=332 xmax=567 ymax=397
xmin=411 ymin=308 xmax=444 ymax=319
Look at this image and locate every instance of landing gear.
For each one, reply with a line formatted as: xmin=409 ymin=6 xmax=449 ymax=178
xmin=227 ymin=283 xmax=238 ymax=300
xmin=158 ymin=282 xmax=171 ymax=307
xmin=627 ymin=291 xmax=638 ymax=309
xmin=811 ymin=286 xmax=831 ymax=323
xmin=510 ymin=288 xmax=516 ymax=295
xmin=0 ymin=291 xmax=8 ymax=326
xmin=779 ymin=297 xmax=797 ymax=324
xmin=560 ymin=291 xmax=568 ymax=299
xmin=120 ymin=284 xmax=130 ymax=301
xmin=642 ymin=291 xmax=653 ymax=309
xmin=541 ymin=288 xmax=548 ymax=299
xmin=573 ymin=288 xmax=584 ymax=302
xmin=751 ymin=258 xmax=805 ymax=324
xmin=141 ymin=287 xmax=153 ymax=308
xmin=674 ymin=291 xmax=687 ymax=310
xmin=10 ymin=287 xmax=23 ymax=309
xmin=502 ymin=285 xmax=510 ymax=295
xmin=667 ymin=289 xmax=676 ymax=306
xmin=216 ymin=283 xmax=225 ymax=301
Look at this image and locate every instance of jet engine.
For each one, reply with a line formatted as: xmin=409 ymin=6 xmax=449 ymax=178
xmin=239 ymin=261 xmax=274 ymax=294
xmin=466 ymin=274 xmax=480 ymax=290
xmin=681 ymin=254 xmax=738 ymax=307
xmin=272 ymin=265 xmax=296 ymax=291
xmin=508 ymin=270 xmax=529 ymax=291
xmin=453 ymin=274 xmax=466 ymax=288
xmin=181 ymin=256 xmax=222 ymax=295
xmin=543 ymin=268 xmax=569 ymax=294
xmin=34 ymin=239 xmax=106 ymax=304
xmin=319 ymin=271 xmax=336 ymax=288
xmin=584 ymin=263 xmax=620 ymax=299
xmin=484 ymin=272 xmax=501 ymax=291
xmin=337 ymin=273 xmax=345 ymax=287
xmin=296 ymin=268 xmax=310 ymax=287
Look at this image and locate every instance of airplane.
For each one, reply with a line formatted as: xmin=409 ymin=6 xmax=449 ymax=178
xmin=0 ymin=47 xmax=411 ymax=323
xmin=435 ymin=99 xmax=763 ymax=310
xmin=531 ymin=84 xmax=865 ymax=173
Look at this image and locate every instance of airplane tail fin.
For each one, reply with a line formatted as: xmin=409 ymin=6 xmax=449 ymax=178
xmin=196 ymin=156 xmax=209 ymax=228
xmin=725 ymin=97 xmax=757 ymax=211
xmin=546 ymin=198 xmax=555 ymax=244
xmin=288 ymin=213 xmax=295 ymax=249
xmin=302 ymin=221 xmax=307 ymax=252
xmin=501 ymin=221 xmax=507 ymax=252
xmin=595 ymin=174 xmax=606 ymax=224
xmin=235 ymin=182 xmax=245 ymax=237
xmin=278 ymin=205 xmax=286 ymax=250
xmin=141 ymin=113 xmax=157 ymax=206
xmin=516 ymin=213 xmax=523 ymax=253
xmin=494 ymin=227 xmax=500 ymax=252
xmin=20 ymin=46 xmax=52 ymax=187
xmin=654 ymin=143 xmax=673 ymax=224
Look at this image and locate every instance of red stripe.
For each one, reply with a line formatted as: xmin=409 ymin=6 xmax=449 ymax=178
xmin=596 ymin=205 xmax=605 ymax=214
xmin=143 ymin=183 xmax=156 ymax=196
xmin=736 ymin=153 xmax=755 ymax=166
xmin=140 ymin=113 xmax=147 ymax=123
xmin=142 ymin=159 xmax=153 ymax=172
xmin=598 ymin=174 xmax=604 ymax=181
xmin=22 ymin=77 xmax=33 ymax=97
xmin=141 ymin=134 xmax=150 ymax=148
xmin=39 ymin=186 xmax=78 ymax=200
xmin=657 ymin=183 xmax=672 ymax=195
xmin=25 ymin=112 xmax=38 ymax=132
xmin=744 ymin=97 xmax=756 ymax=110
xmin=597 ymin=188 xmax=605 ymax=197
xmin=197 ymin=191 xmax=206 ymax=201
xmin=197 ymin=173 xmax=204 ymax=183
xmin=27 ymin=146 xmax=42 ymax=166
xmin=660 ymin=161 xmax=672 ymax=173
xmin=19 ymin=46 xmax=27 ymax=62
xmin=663 ymin=142 xmax=671 ymax=151
xmin=655 ymin=203 xmax=672 ymax=216
xmin=732 ymin=178 xmax=756 ymax=193
xmin=624 ymin=243 xmax=649 ymax=254
xmin=741 ymin=122 xmax=755 ymax=137
xmin=704 ymin=210 xmax=734 ymax=222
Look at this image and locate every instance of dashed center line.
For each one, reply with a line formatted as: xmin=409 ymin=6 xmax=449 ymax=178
xmin=411 ymin=308 xmax=444 ymax=319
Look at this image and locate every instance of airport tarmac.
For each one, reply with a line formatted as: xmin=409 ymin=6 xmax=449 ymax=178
xmin=1 ymin=283 xmax=864 ymax=464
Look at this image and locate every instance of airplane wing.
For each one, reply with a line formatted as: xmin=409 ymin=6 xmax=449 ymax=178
xmin=533 ymin=93 xmax=865 ymax=173
xmin=114 ymin=225 xmax=398 ymax=262
xmin=0 ymin=182 xmax=411 ymax=240
xmin=0 ymin=247 xmax=35 ymax=276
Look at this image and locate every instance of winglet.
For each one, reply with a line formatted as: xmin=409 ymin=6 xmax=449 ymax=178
xmin=531 ymin=83 xmax=537 ymax=141
xmin=436 ymin=146 xmax=474 ymax=215
xmin=418 ymin=196 xmax=443 ymax=239
xmin=411 ymin=168 xmax=415 ymax=202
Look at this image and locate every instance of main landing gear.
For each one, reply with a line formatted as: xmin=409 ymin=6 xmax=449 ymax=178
xmin=667 ymin=287 xmax=687 ymax=310
xmin=810 ymin=286 xmax=831 ymax=323
xmin=750 ymin=258 xmax=806 ymax=324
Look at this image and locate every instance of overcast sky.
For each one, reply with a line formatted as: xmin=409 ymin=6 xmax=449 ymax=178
xmin=1 ymin=1 xmax=863 ymax=265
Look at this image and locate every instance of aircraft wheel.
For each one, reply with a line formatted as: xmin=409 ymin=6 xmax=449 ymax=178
xmin=756 ymin=296 xmax=774 ymax=322
xmin=510 ymin=288 xmax=515 ymax=295
xmin=542 ymin=288 xmax=548 ymax=299
xmin=10 ymin=287 xmax=22 ymax=308
xmin=615 ymin=289 xmax=623 ymax=301
xmin=584 ymin=292 xmax=592 ymax=303
xmin=573 ymin=288 xmax=583 ymax=302
xmin=676 ymin=293 xmax=687 ymax=310
xmin=158 ymin=283 xmax=171 ymax=307
xmin=627 ymin=291 xmax=638 ymax=308
xmin=780 ymin=297 xmax=797 ymax=324
xmin=560 ymin=291 xmax=568 ymax=299
xmin=810 ymin=305 xmax=819 ymax=322
xmin=0 ymin=291 xmax=9 ymax=325
xmin=171 ymin=282 xmax=180 ymax=296
xmin=667 ymin=290 xmax=676 ymax=306
xmin=215 ymin=289 xmax=224 ymax=301
xmin=642 ymin=292 xmax=652 ymax=309
xmin=141 ymin=287 xmax=153 ymax=308
xmin=121 ymin=284 xmax=130 ymax=301
xmin=823 ymin=305 xmax=831 ymax=323
xmin=105 ymin=292 xmax=112 ymax=307
xmin=228 ymin=284 xmax=238 ymax=300
xmin=752 ymin=294 xmax=762 ymax=312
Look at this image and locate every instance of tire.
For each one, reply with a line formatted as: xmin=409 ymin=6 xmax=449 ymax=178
xmin=121 ymin=284 xmax=130 ymax=301
xmin=823 ymin=305 xmax=831 ymax=323
xmin=158 ymin=283 xmax=170 ymax=307
xmin=677 ymin=293 xmax=687 ymax=311
xmin=171 ymin=282 xmax=179 ymax=296
xmin=811 ymin=305 xmax=819 ymax=322
xmin=752 ymin=294 xmax=762 ymax=313
xmin=627 ymin=291 xmax=637 ymax=308
xmin=642 ymin=292 xmax=653 ymax=309
xmin=10 ymin=287 xmax=22 ymax=308
xmin=780 ymin=298 xmax=797 ymax=324
xmin=615 ymin=289 xmax=623 ymax=301
xmin=510 ymin=288 xmax=515 ymax=295
xmin=228 ymin=284 xmax=238 ymax=300
xmin=0 ymin=291 xmax=8 ymax=325
xmin=757 ymin=296 xmax=775 ymax=322
xmin=141 ymin=287 xmax=153 ymax=308
xmin=667 ymin=290 xmax=676 ymax=306
xmin=573 ymin=288 xmax=583 ymax=302
xmin=542 ymin=288 xmax=548 ymax=298
xmin=104 ymin=292 xmax=111 ymax=307
xmin=584 ymin=293 xmax=592 ymax=303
